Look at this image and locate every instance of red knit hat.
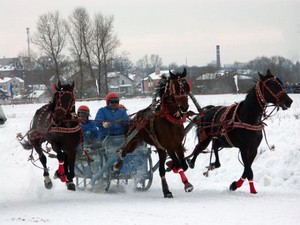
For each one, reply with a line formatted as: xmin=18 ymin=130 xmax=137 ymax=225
xmin=106 ymin=92 xmax=119 ymax=105
xmin=119 ymin=104 xmax=126 ymax=109
xmin=77 ymin=105 xmax=90 ymax=116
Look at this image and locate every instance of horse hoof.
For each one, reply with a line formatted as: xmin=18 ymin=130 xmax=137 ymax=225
xmin=187 ymin=159 xmax=195 ymax=169
xmin=184 ymin=182 xmax=194 ymax=192
xmin=203 ymin=171 xmax=209 ymax=177
xmin=66 ymin=182 xmax=76 ymax=191
xmin=164 ymin=192 xmax=173 ymax=198
xmin=112 ymin=165 xmax=119 ymax=172
xmin=229 ymin=182 xmax=237 ymax=191
xmin=53 ymin=171 xmax=62 ymax=179
xmin=113 ymin=162 xmax=121 ymax=172
xmin=44 ymin=180 xmax=53 ymax=189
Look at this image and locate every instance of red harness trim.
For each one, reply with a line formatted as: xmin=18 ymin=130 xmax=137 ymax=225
xmin=162 ymin=105 xmax=187 ymax=125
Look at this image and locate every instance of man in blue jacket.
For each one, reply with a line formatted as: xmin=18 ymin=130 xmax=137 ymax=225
xmin=95 ymin=92 xmax=129 ymax=142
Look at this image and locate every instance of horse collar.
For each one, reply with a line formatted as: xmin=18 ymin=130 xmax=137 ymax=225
xmin=161 ymin=104 xmax=186 ymax=125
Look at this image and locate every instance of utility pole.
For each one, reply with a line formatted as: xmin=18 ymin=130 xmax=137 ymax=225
xmin=26 ymin=27 xmax=31 ymax=60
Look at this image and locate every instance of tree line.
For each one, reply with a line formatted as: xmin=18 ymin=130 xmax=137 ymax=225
xmin=21 ymin=7 xmax=299 ymax=98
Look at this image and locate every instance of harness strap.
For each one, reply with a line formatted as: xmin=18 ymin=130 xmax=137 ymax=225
xmin=149 ymin=117 xmax=167 ymax=151
xmin=222 ymin=133 xmax=235 ymax=147
xmin=49 ymin=124 xmax=81 ymax=133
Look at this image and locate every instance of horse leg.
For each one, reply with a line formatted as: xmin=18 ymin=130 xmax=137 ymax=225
xmin=203 ymin=139 xmax=220 ymax=177
xmin=34 ymin=144 xmax=53 ymax=189
xmin=158 ymin=150 xmax=173 ymax=198
xmin=230 ymin=148 xmax=258 ymax=194
xmin=188 ymin=138 xmax=211 ymax=169
xmin=167 ymin=150 xmax=193 ymax=193
xmin=113 ymin=135 xmax=141 ymax=171
xmin=53 ymin=151 xmax=67 ymax=182
xmin=211 ymin=139 xmax=221 ymax=169
xmin=245 ymin=148 xmax=258 ymax=194
xmin=65 ymin=150 xmax=76 ymax=191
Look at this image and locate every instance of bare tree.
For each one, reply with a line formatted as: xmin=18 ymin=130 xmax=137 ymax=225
xmin=66 ymin=7 xmax=91 ymax=98
xmin=246 ymin=56 xmax=294 ymax=81
xmin=31 ymin=11 xmax=68 ymax=81
xmin=136 ymin=55 xmax=151 ymax=76
xmin=113 ymin=52 xmax=134 ymax=75
xmin=136 ymin=54 xmax=162 ymax=76
xmin=91 ymin=13 xmax=120 ymax=95
xmin=149 ymin=54 xmax=163 ymax=71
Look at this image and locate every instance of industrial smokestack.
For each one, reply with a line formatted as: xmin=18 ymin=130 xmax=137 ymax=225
xmin=26 ymin=27 xmax=31 ymax=59
xmin=216 ymin=45 xmax=221 ymax=69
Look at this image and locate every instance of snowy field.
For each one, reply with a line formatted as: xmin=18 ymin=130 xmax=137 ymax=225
xmin=0 ymin=94 xmax=299 ymax=225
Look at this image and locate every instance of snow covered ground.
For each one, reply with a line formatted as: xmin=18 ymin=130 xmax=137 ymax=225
xmin=1 ymin=94 xmax=299 ymax=225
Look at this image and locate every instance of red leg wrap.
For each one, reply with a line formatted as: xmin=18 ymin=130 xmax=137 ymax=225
xmin=166 ymin=161 xmax=178 ymax=173
xmin=236 ymin=177 xmax=245 ymax=188
xmin=60 ymin=175 xmax=67 ymax=182
xmin=58 ymin=160 xmax=65 ymax=175
xmin=58 ymin=160 xmax=66 ymax=182
xmin=249 ymin=180 xmax=257 ymax=194
xmin=178 ymin=168 xmax=188 ymax=183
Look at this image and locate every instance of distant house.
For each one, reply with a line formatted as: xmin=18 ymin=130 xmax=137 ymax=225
xmin=0 ymin=57 xmax=24 ymax=79
xmin=128 ymin=73 xmax=144 ymax=94
xmin=107 ymin=72 xmax=135 ymax=96
xmin=142 ymin=69 xmax=169 ymax=94
xmin=0 ymin=76 xmax=25 ymax=98
xmin=195 ymin=70 xmax=254 ymax=94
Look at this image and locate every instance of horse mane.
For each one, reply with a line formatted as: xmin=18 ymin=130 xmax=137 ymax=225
xmin=157 ymin=74 xmax=169 ymax=97
xmin=246 ymin=79 xmax=257 ymax=95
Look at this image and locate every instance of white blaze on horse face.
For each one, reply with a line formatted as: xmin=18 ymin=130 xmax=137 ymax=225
xmin=174 ymin=111 xmax=181 ymax=117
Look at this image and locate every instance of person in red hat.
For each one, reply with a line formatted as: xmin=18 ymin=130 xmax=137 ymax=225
xmin=118 ymin=103 xmax=127 ymax=111
xmin=95 ymin=92 xmax=129 ymax=142
xmin=77 ymin=105 xmax=100 ymax=148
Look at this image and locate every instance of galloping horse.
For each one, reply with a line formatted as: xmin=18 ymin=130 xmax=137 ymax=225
xmin=114 ymin=68 xmax=193 ymax=198
xmin=19 ymin=82 xmax=81 ymax=191
xmin=186 ymin=69 xmax=293 ymax=193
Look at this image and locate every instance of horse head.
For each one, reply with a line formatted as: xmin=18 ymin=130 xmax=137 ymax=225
xmin=161 ymin=68 xmax=190 ymax=114
xmin=257 ymin=69 xmax=293 ymax=110
xmin=52 ymin=81 xmax=75 ymax=120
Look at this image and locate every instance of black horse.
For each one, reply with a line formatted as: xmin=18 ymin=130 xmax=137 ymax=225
xmin=19 ymin=82 xmax=81 ymax=191
xmin=114 ymin=68 xmax=193 ymax=198
xmin=186 ymin=69 xmax=293 ymax=193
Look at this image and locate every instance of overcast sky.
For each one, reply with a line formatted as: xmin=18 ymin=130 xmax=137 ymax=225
xmin=1 ymin=0 xmax=299 ymax=67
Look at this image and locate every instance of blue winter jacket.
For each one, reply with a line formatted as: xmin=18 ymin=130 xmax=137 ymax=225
xmin=95 ymin=106 xmax=129 ymax=138
xmin=81 ymin=120 xmax=100 ymax=145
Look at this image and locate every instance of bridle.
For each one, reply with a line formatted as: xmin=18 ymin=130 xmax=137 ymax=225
xmin=164 ymin=77 xmax=190 ymax=110
xmin=53 ymin=90 xmax=75 ymax=117
xmin=255 ymin=77 xmax=285 ymax=110
xmin=160 ymin=77 xmax=190 ymax=124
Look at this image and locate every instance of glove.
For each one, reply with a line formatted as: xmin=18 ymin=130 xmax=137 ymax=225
xmin=85 ymin=131 xmax=91 ymax=137
xmin=102 ymin=121 xmax=111 ymax=128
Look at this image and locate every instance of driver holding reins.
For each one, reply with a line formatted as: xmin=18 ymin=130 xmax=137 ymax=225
xmin=95 ymin=92 xmax=129 ymax=143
